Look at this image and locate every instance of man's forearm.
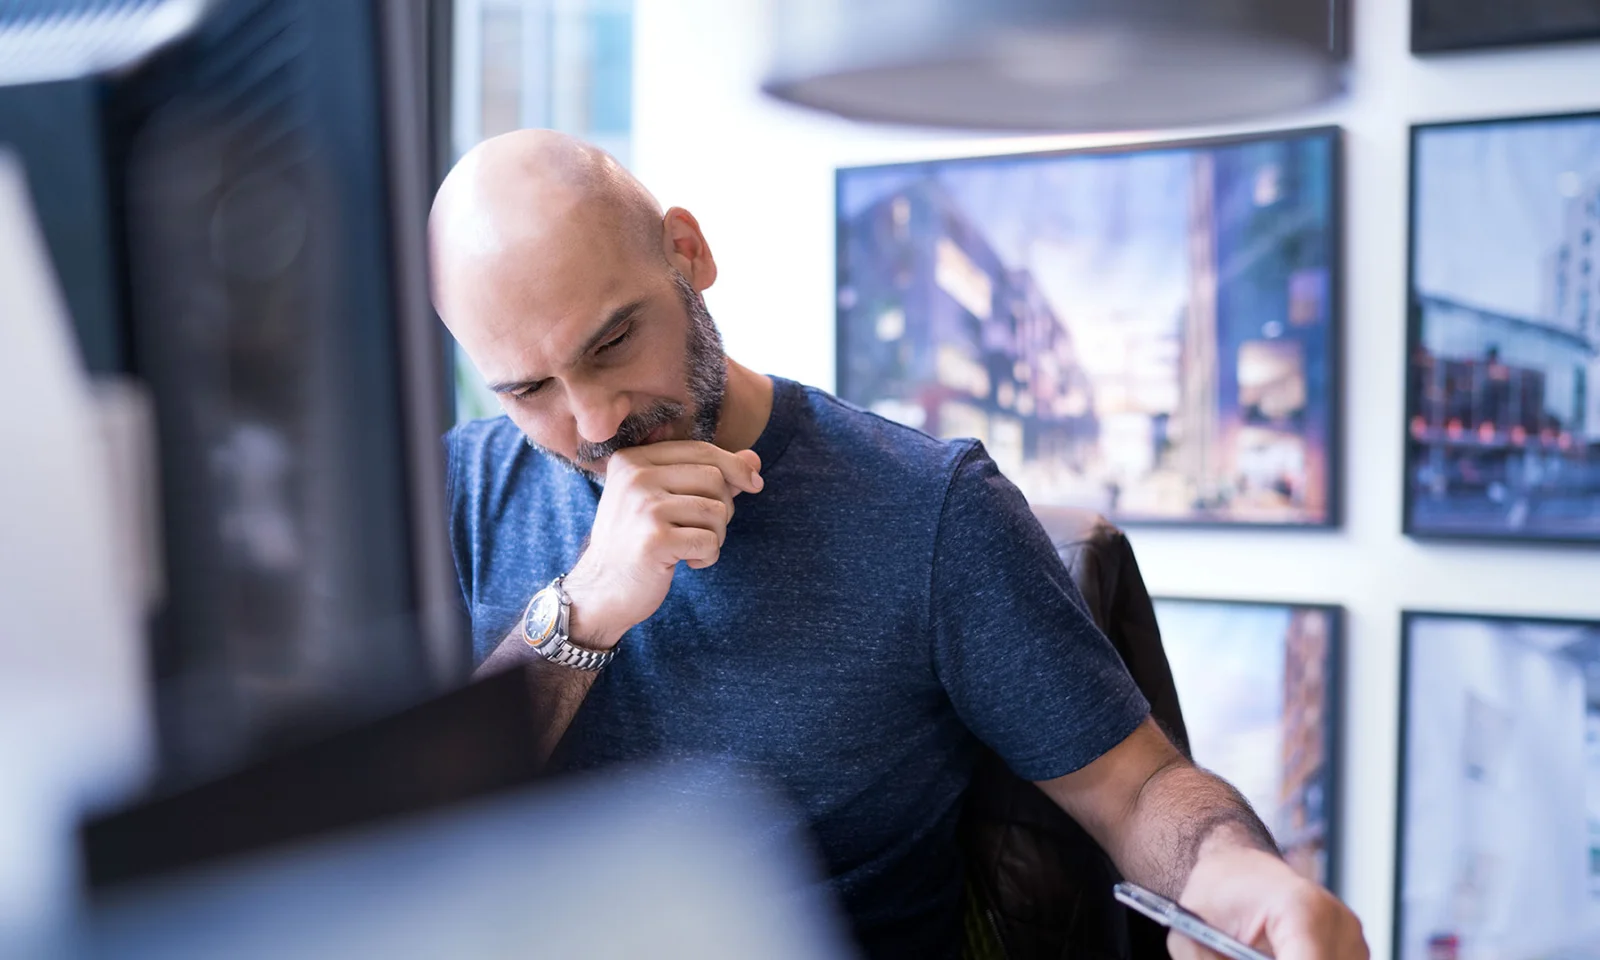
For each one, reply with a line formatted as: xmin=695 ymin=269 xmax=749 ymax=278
xmin=1115 ymin=757 xmax=1279 ymax=898
xmin=475 ymin=632 xmax=600 ymax=769
xmin=1040 ymin=721 xmax=1363 ymax=960
xmin=473 ymin=572 xmax=630 ymax=768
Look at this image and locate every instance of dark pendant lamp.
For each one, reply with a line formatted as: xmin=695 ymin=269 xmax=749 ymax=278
xmin=762 ymin=0 xmax=1347 ymax=131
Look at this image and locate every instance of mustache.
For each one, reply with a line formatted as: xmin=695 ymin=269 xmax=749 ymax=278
xmin=574 ymin=401 xmax=686 ymax=464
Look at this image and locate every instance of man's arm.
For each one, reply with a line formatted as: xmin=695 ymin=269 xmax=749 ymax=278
xmin=472 ymin=589 xmax=620 ymax=767
xmin=1035 ymin=717 xmax=1274 ymax=897
xmin=471 ymin=440 xmax=763 ymax=768
xmin=1035 ymin=717 xmax=1367 ymax=960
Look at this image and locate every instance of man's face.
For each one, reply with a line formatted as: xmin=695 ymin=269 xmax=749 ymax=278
xmin=440 ymin=228 xmax=725 ymax=481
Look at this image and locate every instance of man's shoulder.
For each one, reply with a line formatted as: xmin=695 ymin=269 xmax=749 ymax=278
xmin=788 ymin=384 xmax=980 ymax=491
xmin=783 ymin=386 xmax=1036 ymax=552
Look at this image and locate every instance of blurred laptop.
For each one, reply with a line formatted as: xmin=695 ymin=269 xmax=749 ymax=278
xmin=83 ymin=760 xmax=856 ymax=959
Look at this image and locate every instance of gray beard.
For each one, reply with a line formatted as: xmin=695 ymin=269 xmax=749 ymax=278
xmin=529 ymin=269 xmax=727 ymax=482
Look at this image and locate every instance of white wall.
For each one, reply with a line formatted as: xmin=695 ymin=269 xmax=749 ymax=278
xmin=631 ymin=1 xmax=1600 ymax=955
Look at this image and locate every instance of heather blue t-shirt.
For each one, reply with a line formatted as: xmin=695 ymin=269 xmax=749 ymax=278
xmin=445 ymin=377 xmax=1150 ymax=958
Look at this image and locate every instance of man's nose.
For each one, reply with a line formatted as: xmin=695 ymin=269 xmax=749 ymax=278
xmin=567 ymin=381 xmax=630 ymax=446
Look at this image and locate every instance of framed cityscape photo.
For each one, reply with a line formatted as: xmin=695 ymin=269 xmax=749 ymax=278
xmin=1413 ymin=0 xmax=1600 ymax=53
xmin=1152 ymin=598 xmax=1342 ymax=889
xmin=836 ymin=128 xmax=1342 ymax=529
xmin=1395 ymin=611 xmax=1600 ymax=960
xmin=1405 ymin=112 xmax=1600 ymax=543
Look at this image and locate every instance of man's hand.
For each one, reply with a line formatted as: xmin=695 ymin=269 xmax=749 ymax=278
xmin=1034 ymin=719 xmax=1367 ymax=960
xmin=563 ymin=440 xmax=762 ymax=648
xmin=1171 ymin=839 xmax=1367 ymax=960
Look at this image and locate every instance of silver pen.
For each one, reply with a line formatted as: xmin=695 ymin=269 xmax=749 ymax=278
xmin=1113 ymin=881 xmax=1275 ymax=960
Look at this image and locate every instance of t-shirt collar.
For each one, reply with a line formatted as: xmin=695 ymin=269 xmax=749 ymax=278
xmin=747 ymin=375 xmax=800 ymax=474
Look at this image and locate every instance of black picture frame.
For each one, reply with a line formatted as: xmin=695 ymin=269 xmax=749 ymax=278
xmin=1393 ymin=609 xmax=1600 ymax=960
xmin=1412 ymin=0 xmax=1600 ymax=54
xmin=1402 ymin=111 xmax=1600 ymax=544
xmin=835 ymin=127 xmax=1344 ymax=530
xmin=1150 ymin=596 xmax=1344 ymax=892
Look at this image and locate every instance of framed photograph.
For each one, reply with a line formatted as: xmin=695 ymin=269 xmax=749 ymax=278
xmin=1405 ymin=112 xmax=1600 ymax=543
xmin=836 ymin=128 xmax=1341 ymax=529
xmin=1152 ymin=598 xmax=1342 ymax=889
xmin=1395 ymin=611 xmax=1600 ymax=960
xmin=1413 ymin=0 xmax=1600 ymax=53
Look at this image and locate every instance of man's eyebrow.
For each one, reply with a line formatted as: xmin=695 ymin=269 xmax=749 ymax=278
xmin=485 ymin=377 xmax=540 ymax=395
xmin=571 ymin=298 xmax=648 ymax=363
xmin=483 ymin=298 xmax=650 ymax=394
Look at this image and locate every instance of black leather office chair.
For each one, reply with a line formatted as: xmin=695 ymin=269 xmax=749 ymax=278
xmin=960 ymin=508 xmax=1190 ymax=960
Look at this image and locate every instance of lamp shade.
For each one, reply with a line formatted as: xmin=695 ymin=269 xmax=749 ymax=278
xmin=762 ymin=0 xmax=1345 ymax=131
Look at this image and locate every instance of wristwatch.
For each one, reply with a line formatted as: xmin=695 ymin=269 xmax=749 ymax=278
xmin=521 ymin=574 xmax=615 ymax=672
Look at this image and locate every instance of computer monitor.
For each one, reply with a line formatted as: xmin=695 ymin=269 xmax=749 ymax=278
xmin=0 ymin=0 xmax=465 ymax=790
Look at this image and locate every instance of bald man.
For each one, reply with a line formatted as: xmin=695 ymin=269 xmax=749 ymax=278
xmin=431 ymin=130 xmax=1366 ymax=960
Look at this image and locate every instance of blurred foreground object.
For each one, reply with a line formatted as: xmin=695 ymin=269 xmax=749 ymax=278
xmin=0 ymin=0 xmax=209 ymax=86
xmin=81 ymin=667 xmax=545 ymax=889
xmin=0 ymin=0 xmax=464 ymax=791
xmin=762 ymin=0 xmax=1347 ymax=131
xmin=0 ymin=152 xmax=153 ymax=950
xmin=85 ymin=763 xmax=856 ymax=959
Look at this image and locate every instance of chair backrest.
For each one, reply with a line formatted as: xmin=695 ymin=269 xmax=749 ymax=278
xmin=959 ymin=507 xmax=1188 ymax=960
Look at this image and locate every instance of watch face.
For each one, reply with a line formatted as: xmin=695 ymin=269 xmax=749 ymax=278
xmin=524 ymin=588 xmax=561 ymax=648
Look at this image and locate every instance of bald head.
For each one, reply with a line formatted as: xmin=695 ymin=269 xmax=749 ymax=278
xmin=431 ymin=129 xmax=664 ymax=292
xmin=428 ymin=129 xmax=687 ymax=381
xmin=427 ymin=130 xmax=726 ymax=472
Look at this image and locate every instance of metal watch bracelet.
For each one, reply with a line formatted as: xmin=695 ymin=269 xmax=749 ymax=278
xmin=521 ymin=574 xmax=615 ymax=672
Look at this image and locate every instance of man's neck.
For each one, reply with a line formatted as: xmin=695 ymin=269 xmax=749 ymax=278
xmin=712 ymin=358 xmax=773 ymax=453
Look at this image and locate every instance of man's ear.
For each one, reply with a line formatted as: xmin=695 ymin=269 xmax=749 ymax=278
xmin=661 ymin=206 xmax=717 ymax=290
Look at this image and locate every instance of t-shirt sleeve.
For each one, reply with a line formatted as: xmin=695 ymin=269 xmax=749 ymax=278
xmin=930 ymin=442 xmax=1150 ymax=781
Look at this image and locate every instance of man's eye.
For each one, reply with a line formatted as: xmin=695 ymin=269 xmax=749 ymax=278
xmin=597 ymin=326 xmax=634 ymax=354
xmin=507 ymin=381 xmax=546 ymax=401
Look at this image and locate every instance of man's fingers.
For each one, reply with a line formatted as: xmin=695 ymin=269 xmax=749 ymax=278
xmin=1266 ymin=891 xmax=1366 ymax=960
xmin=1277 ymin=899 xmax=1366 ymax=960
xmin=733 ymin=448 xmax=762 ymax=486
xmin=645 ymin=462 xmax=737 ymax=506
xmin=1166 ymin=930 xmax=1210 ymax=960
xmin=661 ymin=525 xmax=720 ymax=568
xmin=632 ymin=440 xmax=763 ymax=494
xmin=1335 ymin=925 xmax=1368 ymax=960
xmin=650 ymin=494 xmax=733 ymax=543
xmin=1345 ymin=922 xmax=1370 ymax=960
xmin=642 ymin=465 xmax=736 ymax=529
xmin=1167 ymin=920 xmax=1279 ymax=960
xmin=1262 ymin=931 xmax=1317 ymax=960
